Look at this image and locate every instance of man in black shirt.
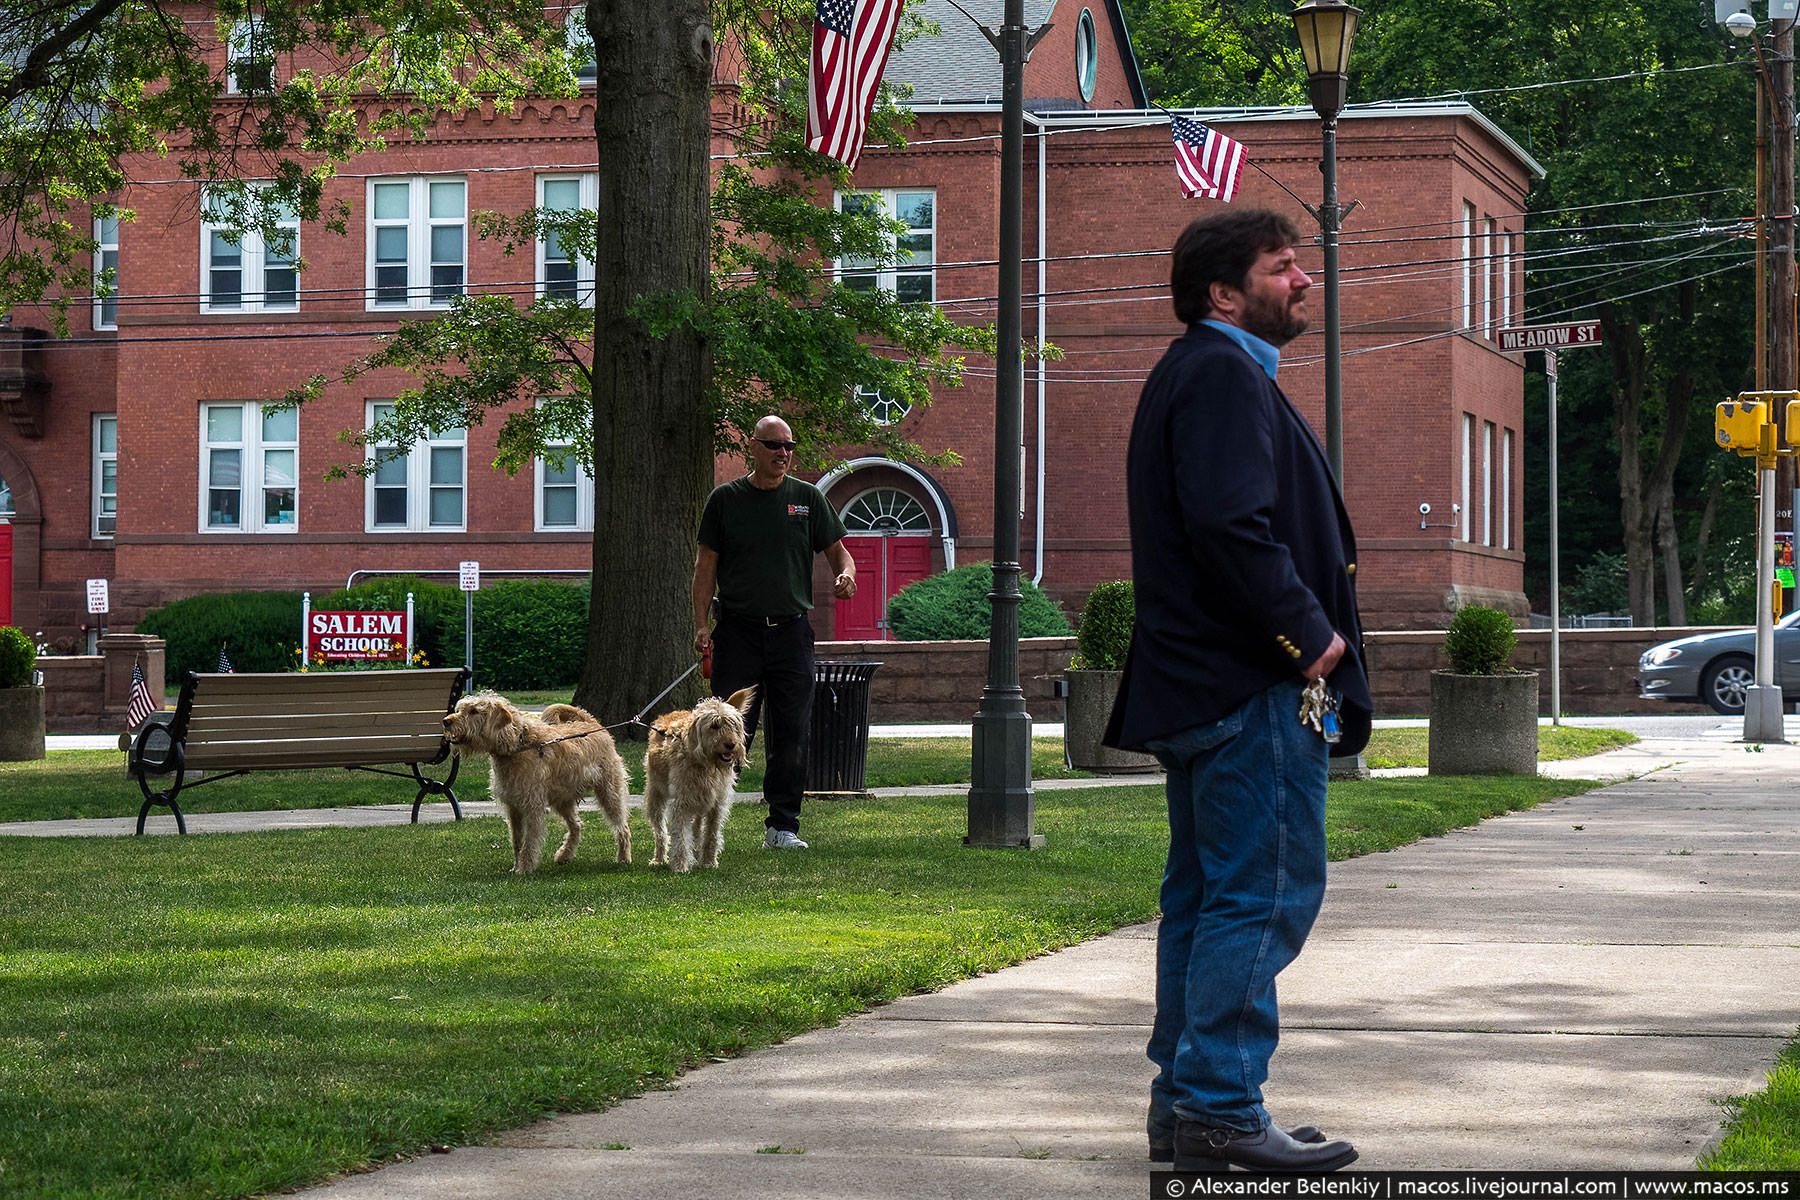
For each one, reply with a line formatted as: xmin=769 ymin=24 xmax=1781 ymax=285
xmin=692 ymin=415 xmax=857 ymax=849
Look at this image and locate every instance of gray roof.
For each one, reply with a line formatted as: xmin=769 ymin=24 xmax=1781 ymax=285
xmin=885 ymin=0 xmax=1059 ymax=105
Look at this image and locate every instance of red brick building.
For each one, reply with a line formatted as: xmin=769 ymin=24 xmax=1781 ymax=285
xmin=0 ymin=1 xmax=1540 ymax=649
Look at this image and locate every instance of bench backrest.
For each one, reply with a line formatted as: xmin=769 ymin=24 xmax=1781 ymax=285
xmin=172 ymin=668 xmax=469 ymax=772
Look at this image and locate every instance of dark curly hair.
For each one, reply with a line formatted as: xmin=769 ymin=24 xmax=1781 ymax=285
xmin=1170 ymin=209 xmax=1303 ymax=325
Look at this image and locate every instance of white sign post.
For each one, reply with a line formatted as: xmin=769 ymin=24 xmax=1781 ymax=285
xmin=459 ymin=561 xmax=479 ymax=687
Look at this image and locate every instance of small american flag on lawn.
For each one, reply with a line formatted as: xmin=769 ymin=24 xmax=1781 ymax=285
xmin=217 ymin=644 xmax=234 ymax=673
xmin=127 ymin=658 xmax=157 ymax=730
xmin=1171 ymin=116 xmax=1246 ymax=203
xmin=806 ymin=0 xmax=904 ymax=170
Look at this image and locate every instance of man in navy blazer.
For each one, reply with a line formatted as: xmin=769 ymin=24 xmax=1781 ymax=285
xmin=1104 ymin=209 xmax=1370 ymax=1174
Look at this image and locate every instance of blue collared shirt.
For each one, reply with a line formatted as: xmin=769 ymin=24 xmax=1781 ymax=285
xmin=1201 ymin=319 xmax=1281 ymax=381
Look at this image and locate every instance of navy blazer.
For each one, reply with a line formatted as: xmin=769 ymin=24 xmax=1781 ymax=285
xmin=1103 ymin=323 xmax=1372 ymax=756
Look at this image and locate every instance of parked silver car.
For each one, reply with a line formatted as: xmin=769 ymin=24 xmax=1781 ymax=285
xmin=1637 ymin=610 xmax=1800 ymax=714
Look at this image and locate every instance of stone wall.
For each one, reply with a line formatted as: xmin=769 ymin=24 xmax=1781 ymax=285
xmin=38 ymin=634 xmax=165 ymax=735
xmin=817 ymin=637 xmax=1078 ymax=724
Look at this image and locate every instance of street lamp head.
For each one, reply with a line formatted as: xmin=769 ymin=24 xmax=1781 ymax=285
xmin=1726 ymin=10 xmax=1756 ymax=37
xmin=1291 ymin=0 xmax=1363 ymax=121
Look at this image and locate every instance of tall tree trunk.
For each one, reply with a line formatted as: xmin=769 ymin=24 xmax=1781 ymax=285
xmin=1656 ymin=492 xmax=1686 ymax=625
xmin=1689 ymin=477 xmax=1722 ymax=605
xmin=574 ymin=0 xmax=715 ymax=729
xmin=1601 ymin=306 xmax=1655 ymax=624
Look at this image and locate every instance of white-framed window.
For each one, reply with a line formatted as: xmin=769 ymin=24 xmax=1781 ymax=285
xmin=836 ymin=189 xmax=936 ymax=303
xmin=566 ymin=9 xmax=596 ymax=84
xmin=200 ymin=402 xmax=298 ymax=533
xmin=93 ymin=414 xmax=116 ymax=537
xmin=94 ymin=215 xmax=119 ymax=330
xmin=842 ymin=487 xmax=931 ymax=533
xmin=1499 ymin=227 xmax=1514 ymax=329
xmin=1460 ymin=412 xmax=1473 ymax=542
xmin=227 ymin=18 xmax=274 ymax=93
xmin=1074 ymin=8 xmax=1098 ymax=102
xmin=202 ymin=186 xmax=298 ymax=312
xmin=1460 ymin=201 xmax=1475 ymax=332
xmin=538 ymin=173 xmax=596 ymax=303
xmin=367 ymin=177 xmax=465 ymax=310
xmin=366 ymin=401 xmax=465 ymax=532
xmin=1501 ymin=426 xmax=1514 ymax=551
xmin=858 ymin=385 xmax=912 ymax=426
xmin=1481 ymin=419 xmax=1495 ymax=546
xmin=536 ymin=443 xmax=593 ymax=532
xmin=1481 ymin=216 xmax=1496 ymax=338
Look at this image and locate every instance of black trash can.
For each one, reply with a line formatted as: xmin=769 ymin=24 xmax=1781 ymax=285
xmin=805 ymin=660 xmax=882 ymax=799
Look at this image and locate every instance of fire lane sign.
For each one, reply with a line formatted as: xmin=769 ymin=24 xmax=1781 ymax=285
xmin=1499 ymin=321 xmax=1602 ymax=352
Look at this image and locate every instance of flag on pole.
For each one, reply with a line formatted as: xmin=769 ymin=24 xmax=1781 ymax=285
xmin=127 ymin=658 xmax=157 ymax=730
xmin=806 ymin=0 xmax=905 ymax=170
xmin=217 ymin=644 xmax=234 ymax=673
xmin=1171 ymin=116 xmax=1246 ymax=203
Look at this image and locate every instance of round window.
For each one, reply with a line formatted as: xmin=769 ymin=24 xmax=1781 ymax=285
xmin=857 ymin=385 xmax=913 ymax=427
xmin=1075 ymin=8 xmax=1097 ymax=103
xmin=841 ymin=488 xmax=932 ymax=534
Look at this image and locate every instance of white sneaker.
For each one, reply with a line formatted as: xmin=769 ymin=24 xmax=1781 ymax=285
xmin=763 ymin=828 xmax=809 ymax=850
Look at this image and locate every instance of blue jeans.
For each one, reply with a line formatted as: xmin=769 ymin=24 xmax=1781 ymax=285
xmin=1145 ymin=679 xmax=1328 ymax=1136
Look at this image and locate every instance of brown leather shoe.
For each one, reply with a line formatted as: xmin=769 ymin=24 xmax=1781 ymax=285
xmin=1172 ymin=1120 xmax=1357 ymax=1173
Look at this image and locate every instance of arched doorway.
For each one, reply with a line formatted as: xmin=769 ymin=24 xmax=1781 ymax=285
xmin=836 ymin=487 xmax=933 ymax=640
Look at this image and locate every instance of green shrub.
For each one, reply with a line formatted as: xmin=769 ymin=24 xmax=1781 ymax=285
xmin=1442 ymin=605 xmax=1517 ymax=674
xmin=1072 ymin=580 xmax=1134 ymax=670
xmin=0 ymin=626 xmax=35 ymax=688
xmin=463 ymin=578 xmax=590 ymax=690
xmin=135 ymin=592 xmax=303 ymax=680
xmin=885 ymin=563 xmax=1072 ymax=641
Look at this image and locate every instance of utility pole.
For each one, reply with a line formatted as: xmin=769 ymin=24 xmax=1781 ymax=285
xmin=1772 ymin=20 xmax=1795 ymax=532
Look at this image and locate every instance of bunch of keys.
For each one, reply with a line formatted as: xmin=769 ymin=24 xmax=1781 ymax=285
xmin=1298 ymin=677 xmax=1342 ymax=745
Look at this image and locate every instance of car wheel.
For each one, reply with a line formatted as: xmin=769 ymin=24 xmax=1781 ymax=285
xmin=1701 ymin=655 xmax=1755 ymax=715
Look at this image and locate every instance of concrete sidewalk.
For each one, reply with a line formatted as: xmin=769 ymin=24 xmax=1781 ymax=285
xmin=253 ymin=732 xmax=1800 ymax=1197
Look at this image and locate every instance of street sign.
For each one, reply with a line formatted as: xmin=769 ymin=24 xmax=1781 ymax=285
xmin=85 ymin=578 xmax=109 ymax=614
xmin=1499 ymin=321 xmax=1602 ymax=352
xmin=458 ymin=560 xmax=480 ymax=591
xmin=1544 ymin=350 xmax=1557 ymax=380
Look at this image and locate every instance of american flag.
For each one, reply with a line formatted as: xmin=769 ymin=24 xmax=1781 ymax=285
xmin=806 ymin=0 xmax=904 ymax=170
xmin=127 ymin=659 xmax=157 ymax=730
xmin=217 ymin=644 xmax=234 ymax=673
xmin=1171 ymin=116 xmax=1246 ymax=203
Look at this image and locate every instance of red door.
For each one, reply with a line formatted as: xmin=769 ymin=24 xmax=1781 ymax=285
xmin=0 ymin=523 xmax=11 ymax=627
xmin=835 ymin=534 xmax=932 ymax=640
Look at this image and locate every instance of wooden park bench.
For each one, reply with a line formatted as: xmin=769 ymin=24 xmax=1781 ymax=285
xmin=124 ymin=667 xmax=471 ymax=835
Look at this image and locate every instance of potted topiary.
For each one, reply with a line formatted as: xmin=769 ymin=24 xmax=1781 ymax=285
xmin=0 ymin=625 xmax=45 ymax=761
xmin=1063 ymin=581 xmax=1158 ymax=772
xmin=1427 ymin=605 xmax=1538 ymax=775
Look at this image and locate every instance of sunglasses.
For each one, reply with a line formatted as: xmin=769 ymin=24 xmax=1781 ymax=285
xmin=754 ymin=438 xmax=798 ymax=452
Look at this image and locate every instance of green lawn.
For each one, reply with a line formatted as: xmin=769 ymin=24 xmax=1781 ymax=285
xmin=1362 ymin=724 xmax=1637 ymax=768
xmin=0 ymin=771 xmax=1605 ymax=1199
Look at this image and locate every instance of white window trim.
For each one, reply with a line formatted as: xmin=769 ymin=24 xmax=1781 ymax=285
xmin=365 ymin=176 xmax=466 ymax=311
xmin=535 ymin=443 xmax=594 ymax=532
xmin=1460 ymin=201 xmax=1475 ymax=333
xmin=835 ymin=188 xmax=937 ymax=302
xmin=198 ymin=402 xmax=299 ymax=534
xmin=201 ymin=185 xmax=299 ymax=314
xmin=1501 ymin=427 xmax=1514 ymax=551
xmin=364 ymin=401 xmax=467 ymax=533
xmin=1460 ymin=413 xmax=1473 ymax=542
xmin=94 ymin=215 xmax=119 ymax=331
xmin=536 ymin=173 xmax=596 ymax=305
xmin=566 ymin=10 xmax=596 ymax=84
xmin=1499 ymin=227 xmax=1514 ymax=329
xmin=1481 ymin=216 xmax=1496 ymax=338
xmin=93 ymin=413 xmax=116 ymax=538
xmin=227 ymin=18 xmax=274 ymax=94
xmin=1481 ymin=420 xmax=1495 ymax=546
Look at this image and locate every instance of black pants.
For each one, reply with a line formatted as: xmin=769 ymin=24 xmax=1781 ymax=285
xmin=711 ymin=612 xmax=814 ymax=833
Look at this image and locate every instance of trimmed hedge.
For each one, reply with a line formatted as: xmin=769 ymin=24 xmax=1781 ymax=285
xmin=1443 ymin=604 xmax=1518 ymax=675
xmin=1074 ymin=580 xmax=1133 ymax=670
xmin=885 ymin=562 xmax=1071 ymax=641
xmin=0 ymin=626 xmax=35 ymax=688
xmin=137 ymin=577 xmax=591 ymax=690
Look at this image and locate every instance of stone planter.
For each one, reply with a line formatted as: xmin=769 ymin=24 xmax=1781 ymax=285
xmin=0 ymin=686 xmax=46 ymax=761
xmin=1063 ymin=669 xmax=1160 ymax=773
xmin=1427 ymin=670 xmax=1538 ymax=775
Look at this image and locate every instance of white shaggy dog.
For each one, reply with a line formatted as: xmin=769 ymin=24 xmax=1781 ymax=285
xmin=644 ymin=686 xmax=756 ymax=872
xmin=442 ymin=693 xmax=632 ymax=873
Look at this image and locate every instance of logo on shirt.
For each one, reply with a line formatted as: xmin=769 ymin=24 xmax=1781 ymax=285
xmin=787 ymin=504 xmax=810 ymax=517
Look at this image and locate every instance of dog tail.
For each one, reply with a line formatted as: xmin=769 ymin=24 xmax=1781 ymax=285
xmin=542 ymin=703 xmax=597 ymax=726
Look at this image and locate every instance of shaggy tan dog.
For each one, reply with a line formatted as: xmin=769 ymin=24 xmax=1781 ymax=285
xmin=645 ymin=686 xmax=756 ymax=872
xmin=442 ymin=693 xmax=631 ymax=873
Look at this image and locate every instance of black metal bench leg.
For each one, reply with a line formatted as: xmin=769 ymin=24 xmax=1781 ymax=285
xmin=136 ymin=798 xmax=187 ymax=836
xmin=409 ymin=759 xmax=463 ymax=823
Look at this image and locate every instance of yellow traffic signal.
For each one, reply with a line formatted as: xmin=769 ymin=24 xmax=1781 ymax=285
xmin=1787 ymin=399 xmax=1800 ymax=447
xmin=1717 ymin=399 xmax=1770 ymax=450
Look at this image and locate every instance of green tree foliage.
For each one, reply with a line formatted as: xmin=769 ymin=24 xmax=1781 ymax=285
xmin=1118 ymin=0 xmax=1308 ymax=109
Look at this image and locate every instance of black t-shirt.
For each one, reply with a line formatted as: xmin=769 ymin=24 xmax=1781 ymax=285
xmin=697 ymin=476 xmax=847 ymax=617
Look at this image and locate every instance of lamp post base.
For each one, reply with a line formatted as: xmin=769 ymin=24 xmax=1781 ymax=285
xmin=967 ymin=701 xmax=1043 ymax=849
xmin=1743 ymin=684 xmax=1788 ymax=743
